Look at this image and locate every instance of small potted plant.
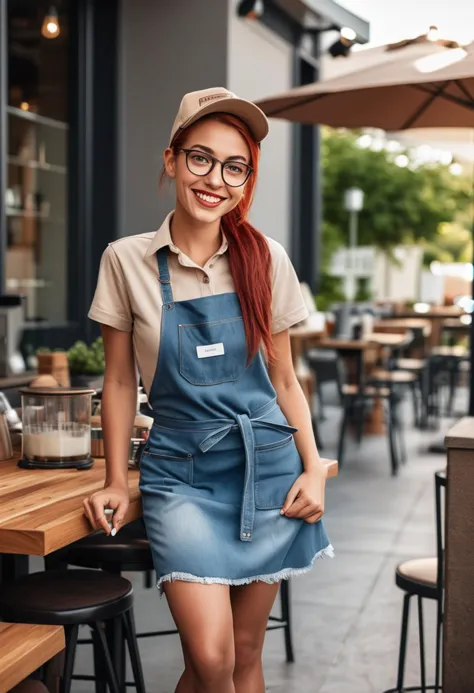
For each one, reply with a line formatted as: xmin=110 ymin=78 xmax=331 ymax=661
xmin=67 ymin=338 xmax=105 ymax=389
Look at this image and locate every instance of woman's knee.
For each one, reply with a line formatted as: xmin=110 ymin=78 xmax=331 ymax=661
xmin=187 ymin=640 xmax=235 ymax=685
xmin=234 ymin=631 xmax=264 ymax=671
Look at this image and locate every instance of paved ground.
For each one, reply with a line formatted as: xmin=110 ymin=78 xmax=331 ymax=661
xmin=67 ymin=387 xmax=459 ymax=693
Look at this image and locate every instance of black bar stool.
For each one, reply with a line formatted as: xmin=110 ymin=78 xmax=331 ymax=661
xmin=0 ymin=570 xmax=146 ymax=693
xmin=382 ymin=470 xmax=445 ymax=692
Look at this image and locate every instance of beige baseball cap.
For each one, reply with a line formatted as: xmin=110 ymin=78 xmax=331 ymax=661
xmin=169 ymin=87 xmax=269 ymax=146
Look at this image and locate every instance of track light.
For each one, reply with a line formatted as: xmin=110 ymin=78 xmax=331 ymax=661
xmin=41 ymin=6 xmax=60 ymax=39
xmin=328 ymin=27 xmax=356 ymax=58
xmin=237 ymin=0 xmax=264 ymax=19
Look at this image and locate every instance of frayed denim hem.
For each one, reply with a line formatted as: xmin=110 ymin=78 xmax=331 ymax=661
xmin=156 ymin=543 xmax=335 ymax=598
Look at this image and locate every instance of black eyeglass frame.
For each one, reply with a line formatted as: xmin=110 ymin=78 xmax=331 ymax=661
xmin=179 ymin=148 xmax=254 ymax=187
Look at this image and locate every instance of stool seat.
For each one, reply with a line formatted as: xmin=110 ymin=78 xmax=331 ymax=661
xmin=342 ymin=384 xmax=390 ymax=397
xmin=431 ymin=346 xmax=467 ymax=358
xmin=66 ymin=532 xmax=154 ymax=572
xmin=370 ymin=370 xmax=417 ymax=384
xmin=396 ymin=557 xmax=438 ymax=600
xmin=0 ymin=570 xmax=134 ymax=626
xmin=10 ymin=679 xmax=51 ymax=693
xmin=395 ymin=358 xmax=426 ymax=371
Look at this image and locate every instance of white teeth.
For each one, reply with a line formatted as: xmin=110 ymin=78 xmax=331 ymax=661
xmin=195 ymin=191 xmax=222 ymax=204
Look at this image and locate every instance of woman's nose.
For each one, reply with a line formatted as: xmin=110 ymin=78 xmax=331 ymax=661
xmin=204 ymin=165 xmax=224 ymax=189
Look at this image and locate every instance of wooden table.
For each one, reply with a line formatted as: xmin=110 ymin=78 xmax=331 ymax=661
xmin=0 ymin=458 xmax=142 ymax=556
xmin=0 ymin=623 xmax=65 ymax=693
xmin=395 ymin=308 xmax=465 ymax=349
xmin=374 ymin=318 xmax=431 ymax=336
xmin=316 ymin=333 xmax=409 ymax=435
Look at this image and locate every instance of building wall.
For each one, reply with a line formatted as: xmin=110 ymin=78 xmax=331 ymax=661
xmin=227 ymin=3 xmax=293 ymax=250
xmin=118 ymin=0 xmax=229 ymax=238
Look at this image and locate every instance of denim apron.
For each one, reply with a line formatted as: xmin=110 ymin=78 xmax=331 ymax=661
xmin=139 ymin=247 xmax=333 ymax=594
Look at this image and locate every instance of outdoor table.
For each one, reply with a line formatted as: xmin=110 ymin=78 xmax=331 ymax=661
xmin=316 ymin=333 xmax=409 ymax=435
xmin=374 ymin=318 xmax=431 ymax=357
xmin=289 ymin=323 xmax=326 ymax=366
xmin=0 ymin=456 xmax=142 ymax=581
xmin=441 ymin=318 xmax=471 ymax=346
xmin=394 ymin=308 xmax=465 ymax=349
xmin=0 ymin=623 xmax=65 ymax=693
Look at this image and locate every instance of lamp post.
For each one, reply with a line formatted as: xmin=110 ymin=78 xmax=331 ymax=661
xmin=343 ymin=187 xmax=364 ymax=301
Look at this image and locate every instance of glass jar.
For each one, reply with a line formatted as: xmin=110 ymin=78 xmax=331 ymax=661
xmin=19 ymin=387 xmax=95 ymax=469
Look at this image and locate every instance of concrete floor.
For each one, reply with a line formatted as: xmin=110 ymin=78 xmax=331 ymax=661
xmin=68 ymin=389 xmax=456 ymax=693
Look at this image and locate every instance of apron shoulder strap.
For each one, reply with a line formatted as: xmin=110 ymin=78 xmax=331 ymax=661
xmin=157 ymin=247 xmax=174 ymax=306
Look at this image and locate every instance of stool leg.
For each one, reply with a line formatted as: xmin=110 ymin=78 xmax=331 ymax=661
xmin=92 ymin=625 xmax=107 ymax=693
xmin=90 ymin=622 xmax=120 ymax=693
xmin=280 ymin=579 xmax=294 ymax=663
xmin=417 ymin=596 xmax=426 ymax=693
xmin=387 ymin=398 xmax=399 ymax=476
xmin=396 ymin=594 xmax=411 ymax=692
xmin=60 ymin=625 xmax=79 ymax=693
xmin=435 ymin=598 xmax=443 ymax=693
xmin=337 ymin=401 xmax=350 ymax=469
xmin=107 ymin=616 xmax=126 ymax=693
xmin=123 ymin=608 xmax=147 ymax=693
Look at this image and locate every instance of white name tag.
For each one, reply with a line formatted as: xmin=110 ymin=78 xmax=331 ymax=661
xmin=196 ymin=343 xmax=225 ymax=359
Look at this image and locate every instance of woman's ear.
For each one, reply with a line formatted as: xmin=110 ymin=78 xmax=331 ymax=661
xmin=163 ymin=148 xmax=176 ymax=179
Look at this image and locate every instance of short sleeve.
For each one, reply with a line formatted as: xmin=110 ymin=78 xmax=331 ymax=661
xmin=268 ymin=238 xmax=309 ymax=334
xmin=88 ymin=245 xmax=133 ymax=332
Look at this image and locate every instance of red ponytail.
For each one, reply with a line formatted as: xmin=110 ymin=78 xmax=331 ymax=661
xmin=169 ymin=113 xmax=274 ymax=363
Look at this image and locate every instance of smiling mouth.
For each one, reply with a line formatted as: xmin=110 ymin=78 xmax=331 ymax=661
xmin=192 ymin=189 xmax=227 ymax=207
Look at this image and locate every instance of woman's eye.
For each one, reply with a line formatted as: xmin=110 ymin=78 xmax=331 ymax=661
xmin=192 ymin=154 xmax=210 ymax=164
xmin=226 ymin=164 xmax=245 ymax=174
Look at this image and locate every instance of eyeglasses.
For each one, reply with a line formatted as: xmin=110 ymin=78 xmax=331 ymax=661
xmin=179 ymin=148 xmax=254 ymax=188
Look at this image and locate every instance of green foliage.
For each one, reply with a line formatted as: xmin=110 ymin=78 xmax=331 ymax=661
xmin=314 ymin=273 xmax=345 ymax=312
xmin=422 ymin=221 xmax=473 ymax=266
xmin=322 ymin=129 xmax=471 ymax=255
xmin=67 ymin=338 xmax=105 ymax=375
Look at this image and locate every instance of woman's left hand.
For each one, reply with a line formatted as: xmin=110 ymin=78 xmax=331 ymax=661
xmin=281 ymin=468 xmax=327 ymax=524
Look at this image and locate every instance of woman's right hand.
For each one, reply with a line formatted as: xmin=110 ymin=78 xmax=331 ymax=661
xmin=83 ymin=485 xmax=130 ymax=535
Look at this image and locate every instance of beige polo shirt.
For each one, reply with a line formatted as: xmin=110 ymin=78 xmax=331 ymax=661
xmin=88 ymin=212 xmax=309 ymax=394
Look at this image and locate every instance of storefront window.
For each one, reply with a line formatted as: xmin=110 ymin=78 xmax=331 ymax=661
xmin=6 ymin=1 xmax=69 ymax=322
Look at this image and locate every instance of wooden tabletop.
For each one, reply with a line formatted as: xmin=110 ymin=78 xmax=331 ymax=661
xmin=0 ymin=454 xmax=338 ymax=556
xmin=0 ymin=457 xmax=142 ymax=556
xmin=319 ymin=332 xmax=408 ymax=350
xmin=0 ymin=623 xmax=64 ymax=693
xmin=374 ymin=318 xmax=431 ymax=336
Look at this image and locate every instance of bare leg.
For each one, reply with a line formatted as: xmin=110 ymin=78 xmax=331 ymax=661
xmin=164 ymin=581 xmax=235 ymax=693
xmin=231 ymin=581 xmax=281 ymax=693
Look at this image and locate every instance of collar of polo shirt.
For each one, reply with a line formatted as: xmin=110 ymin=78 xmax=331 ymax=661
xmin=145 ymin=211 xmax=228 ymax=261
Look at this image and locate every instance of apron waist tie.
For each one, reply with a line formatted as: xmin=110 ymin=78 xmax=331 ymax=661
xmin=199 ymin=416 xmax=297 ymax=542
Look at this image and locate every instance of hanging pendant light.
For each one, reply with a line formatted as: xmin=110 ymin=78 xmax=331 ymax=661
xmin=41 ymin=6 xmax=60 ymax=39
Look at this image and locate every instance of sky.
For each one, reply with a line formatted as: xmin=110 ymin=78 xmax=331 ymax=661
xmin=337 ymin=0 xmax=474 ymax=47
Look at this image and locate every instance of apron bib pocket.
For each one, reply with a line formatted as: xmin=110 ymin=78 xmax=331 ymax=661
xmin=255 ymin=436 xmax=303 ymax=510
xmin=179 ymin=317 xmax=246 ymax=386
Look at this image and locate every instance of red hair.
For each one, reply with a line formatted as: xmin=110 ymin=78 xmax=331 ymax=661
xmin=167 ymin=113 xmax=274 ymax=363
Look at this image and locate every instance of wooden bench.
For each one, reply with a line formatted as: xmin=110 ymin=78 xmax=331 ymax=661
xmin=0 ymin=622 xmax=65 ymax=693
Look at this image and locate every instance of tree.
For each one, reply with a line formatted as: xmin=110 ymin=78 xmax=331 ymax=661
xmin=321 ymin=129 xmax=471 ymax=262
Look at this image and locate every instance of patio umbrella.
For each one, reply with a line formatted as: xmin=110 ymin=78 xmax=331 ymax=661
xmin=255 ymin=35 xmax=474 ymax=414
xmin=255 ymin=40 xmax=474 ymax=130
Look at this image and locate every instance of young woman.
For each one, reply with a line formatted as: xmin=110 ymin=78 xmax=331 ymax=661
xmin=84 ymin=87 xmax=333 ymax=693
